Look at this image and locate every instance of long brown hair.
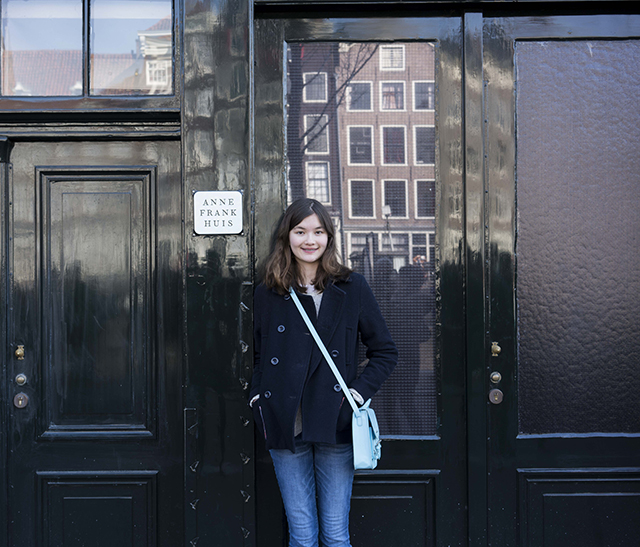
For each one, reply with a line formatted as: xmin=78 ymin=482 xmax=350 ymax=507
xmin=261 ymin=198 xmax=351 ymax=294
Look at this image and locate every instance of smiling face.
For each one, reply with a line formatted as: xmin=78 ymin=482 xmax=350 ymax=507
xmin=288 ymin=213 xmax=328 ymax=277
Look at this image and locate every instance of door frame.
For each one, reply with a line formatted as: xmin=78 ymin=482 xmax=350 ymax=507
xmin=253 ymin=12 xmax=467 ymax=547
xmin=0 ymin=138 xmax=10 ymax=545
xmin=1 ymin=138 xmax=184 ymax=546
xmin=482 ymin=12 xmax=640 ymax=547
xmin=462 ymin=12 xmax=489 ymax=547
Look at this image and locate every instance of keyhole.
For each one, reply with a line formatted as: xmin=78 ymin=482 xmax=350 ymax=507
xmin=13 ymin=392 xmax=29 ymax=408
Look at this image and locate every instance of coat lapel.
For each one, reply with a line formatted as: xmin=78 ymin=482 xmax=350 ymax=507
xmin=307 ymin=283 xmax=347 ymax=377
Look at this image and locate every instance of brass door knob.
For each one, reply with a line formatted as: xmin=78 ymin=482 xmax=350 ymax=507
xmin=15 ymin=345 xmax=25 ymax=360
xmin=490 ymin=371 xmax=502 ymax=384
xmin=491 ymin=342 xmax=501 ymax=357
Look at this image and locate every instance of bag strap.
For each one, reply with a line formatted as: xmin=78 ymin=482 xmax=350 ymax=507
xmin=289 ymin=287 xmax=360 ymax=414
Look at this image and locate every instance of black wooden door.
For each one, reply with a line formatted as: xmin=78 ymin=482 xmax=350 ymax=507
xmin=4 ymin=139 xmax=183 ymax=546
xmin=482 ymin=14 xmax=640 ymax=547
xmin=254 ymin=15 xmax=466 ymax=547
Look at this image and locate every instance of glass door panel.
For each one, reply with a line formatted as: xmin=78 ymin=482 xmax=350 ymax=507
xmin=515 ymin=39 xmax=640 ymax=435
xmin=285 ymin=41 xmax=437 ymax=436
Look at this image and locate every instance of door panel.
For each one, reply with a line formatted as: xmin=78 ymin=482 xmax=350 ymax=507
xmin=254 ymin=16 xmax=465 ymax=547
xmin=5 ymin=140 xmax=183 ymax=546
xmin=41 ymin=168 xmax=154 ymax=437
xmin=484 ymin=15 xmax=640 ymax=547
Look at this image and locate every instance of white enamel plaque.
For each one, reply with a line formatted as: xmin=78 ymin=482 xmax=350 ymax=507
xmin=194 ymin=191 xmax=243 ymax=235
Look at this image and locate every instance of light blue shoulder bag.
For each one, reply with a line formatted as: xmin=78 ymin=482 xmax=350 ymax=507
xmin=289 ymin=287 xmax=381 ymax=470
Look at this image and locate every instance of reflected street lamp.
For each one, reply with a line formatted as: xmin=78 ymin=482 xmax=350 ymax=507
xmin=382 ymin=204 xmax=394 ymax=252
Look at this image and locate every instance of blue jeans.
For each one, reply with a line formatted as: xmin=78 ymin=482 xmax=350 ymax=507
xmin=270 ymin=439 xmax=354 ymax=547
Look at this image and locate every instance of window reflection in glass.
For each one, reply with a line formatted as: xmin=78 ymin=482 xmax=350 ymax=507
xmin=348 ymin=82 xmax=372 ymax=111
xmin=415 ymin=126 xmax=436 ymax=165
xmin=303 ymin=72 xmax=327 ymax=102
xmin=384 ymin=180 xmax=407 ymax=217
xmin=304 ymin=115 xmax=329 ymax=154
xmin=286 ymin=42 xmax=437 ymax=435
xmin=350 ymin=180 xmax=374 ymax=218
xmin=349 ymin=126 xmax=373 ymax=164
xmin=380 ymin=45 xmax=405 ymax=71
xmin=381 ymin=81 xmax=404 ymax=110
xmin=1 ymin=0 xmax=82 ymax=96
xmin=414 ymin=81 xmax=435 ymax=110
xmin=90 ymin=0 xmax=172 ymax=96
xmin=382 ymin=126 xmax=406 ymax=164
xmin=416 ymin=180 xmax=436 ymax=218
xmin=305 ymin=162 xmax=330 ymax=203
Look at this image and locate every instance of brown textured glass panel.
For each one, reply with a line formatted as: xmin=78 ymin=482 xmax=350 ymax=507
xmin=1 ymin=0 xmax=83 ymax=96
xmin=90 ymin=0 xmax=173 ymax=95
xmin=286 ymin=42 xmax=437 ymax=435
xmin=516 ymin=41 xmax=640 ymax=434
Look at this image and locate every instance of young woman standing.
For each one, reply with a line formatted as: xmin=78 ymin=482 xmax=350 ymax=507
xmin=250 ymin=198 xmax=398 ymax=547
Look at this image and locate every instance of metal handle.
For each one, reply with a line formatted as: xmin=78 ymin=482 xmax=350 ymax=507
xmin=491 ymin=342 xmax=501 ymax=357
xmin=15 ymin=345 xmax=25 ymax=360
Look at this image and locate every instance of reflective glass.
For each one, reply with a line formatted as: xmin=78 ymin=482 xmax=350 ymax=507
xmin=1 ymin=0 xmax=82 ymax=96
xmin=348 ymin=82 xmax=371 ymax=111
xmin=286 ymin=42 xmax=437 ymax=436
xmin=90 ymin=0 xmax=172 ymax=95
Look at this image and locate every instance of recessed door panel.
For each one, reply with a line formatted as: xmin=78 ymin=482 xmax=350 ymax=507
xmin=39 ymin=471 xmax=157 ymax=546
xmin=41 ymin=169 xmax=155 ymax=437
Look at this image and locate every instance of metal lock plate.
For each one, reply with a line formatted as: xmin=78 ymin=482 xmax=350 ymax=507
xmin=13 ymin=392 xmax=29 ymax=408
xmin=488 ymin=389 xmax=504 ymax=405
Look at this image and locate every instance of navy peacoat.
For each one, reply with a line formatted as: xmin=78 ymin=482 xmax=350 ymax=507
xmin=250 ymin=272 xmax=398 ymax=452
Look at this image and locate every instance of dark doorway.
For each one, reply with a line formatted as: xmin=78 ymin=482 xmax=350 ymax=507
xmin=3 ymin=139 xmax=183 ymax=546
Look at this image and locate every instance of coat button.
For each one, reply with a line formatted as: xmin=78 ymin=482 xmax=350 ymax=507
xmin=277 ymin=325 xmax=285 ymax=332
xmin=270 ymin=357 xmax=279 ymax=365
xmin=264 ymin=391 xmax=272 ymax=399
xmin=331 ymin=349 xmax=339 ymax=358
xmin=333 ymin=384 xmax=342 ymax=392
xmin=284 ymin=294 xmax=291 ymax=300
